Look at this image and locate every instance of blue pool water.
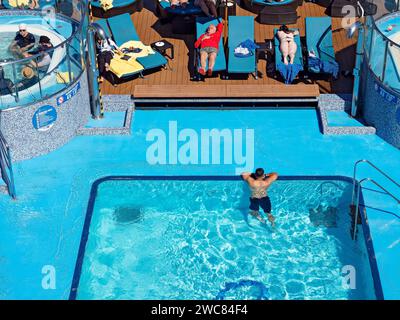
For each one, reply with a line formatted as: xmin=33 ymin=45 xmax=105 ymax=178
xmin=74 ymin=178 xmax=376 ymax=300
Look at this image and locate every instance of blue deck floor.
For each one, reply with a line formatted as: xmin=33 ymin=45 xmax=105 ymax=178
xmin=0 ymin=109 xmax=399 ymax=299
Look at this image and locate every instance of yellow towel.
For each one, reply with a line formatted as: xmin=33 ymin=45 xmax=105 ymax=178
xmin=109 ymin=56 xmax=144 ymax=78
xmin=8 ymin=0 xmax=30 ymax=7
xmin=120 ymin=41 xmax=155 ymax=59
xmin=56 ymin=72 xmax=73 ymax=84
xmin=100 ymin=0 xmax=113 ymax=11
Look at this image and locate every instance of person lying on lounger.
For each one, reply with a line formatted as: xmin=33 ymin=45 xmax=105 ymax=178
xmin=277 ymin=25 xmax=299 ymax=65
xmin=195 ymin=0 xmax=218 ymax=18
xmin=194 ymin=19 xmax=223 ymax=76
xmin=95 ymin=35 xmax=123 ymax=83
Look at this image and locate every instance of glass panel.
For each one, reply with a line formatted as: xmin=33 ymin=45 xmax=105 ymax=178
xmin=0 ymin=1 xmax=86 ymax=109
xmin=383 ymin=42 xmax=400 ymax=92
xmin=369 ymin=29 xmax=386 ymax=80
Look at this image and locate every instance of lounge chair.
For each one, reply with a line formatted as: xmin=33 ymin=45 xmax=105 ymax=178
xmin=227 ymin=16 xmax=257 ymax=79
xmin=193 ymin=17 xmax=227 ymax=80
xmin=107 ymin=13 xmax=167 ymax=74
xmin=90 ymin=0 xmax=144 ymax=18
xmin=305 ymin=17 xmax=339 ymax=78
xmin=93 ymin=18 xmax=144 ymax=81
xmin=274 ymin=28 xmax=304 ymax=84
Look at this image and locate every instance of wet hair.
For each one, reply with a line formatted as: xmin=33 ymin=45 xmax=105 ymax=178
xmin=39 ymin=36 xmax=51 ymax=44
xmin=279 ymin=25 xmax=289 ymax=33
xmin=255 ymin=168 xmax=265 ymax=178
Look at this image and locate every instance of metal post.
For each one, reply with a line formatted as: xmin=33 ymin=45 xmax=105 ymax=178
xmin=11 ymin=64 xmax=19 ymax=103
xmin=35 ymin=57 xmax=43 ymax=99
xmin=382 ymin=40 xmax=389 ymax=82
xmin=66 ymin=43 xmax=73 ymax=83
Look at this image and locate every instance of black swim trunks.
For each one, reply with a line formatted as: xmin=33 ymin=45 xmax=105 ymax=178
xmin=249 ymin=196 xmax=272 ymax=213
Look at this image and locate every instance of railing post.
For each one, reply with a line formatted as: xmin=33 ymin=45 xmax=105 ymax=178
xmin=382 ymin=40 xmax=389 ymax=82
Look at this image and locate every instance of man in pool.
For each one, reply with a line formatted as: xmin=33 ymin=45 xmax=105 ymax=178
xmin=241 ymin=168 xmax=278 ymax=226
xmin=9 ymin=24 xmax=35 ymax=58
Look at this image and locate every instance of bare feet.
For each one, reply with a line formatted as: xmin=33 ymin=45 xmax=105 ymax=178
xmin=250 ymin=211 xmax=266 ymax=224
xmin=267 ymin=213 xmax=275 ymax=227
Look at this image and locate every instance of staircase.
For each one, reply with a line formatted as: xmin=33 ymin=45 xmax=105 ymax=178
xmin=318 ymin=94 xmax=376 ymax=135
xmin=77 ymin=95 xmax=134 ymax=136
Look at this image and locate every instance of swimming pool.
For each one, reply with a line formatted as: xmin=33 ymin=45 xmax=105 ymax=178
xmin=71 ymin=176 xmax=378 ymax=300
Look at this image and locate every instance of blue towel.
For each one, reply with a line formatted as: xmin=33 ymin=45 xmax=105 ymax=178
xmin=234 ymin=39 xmax=259 ymax=58
xmin=309 ymin=56 xmax=339 ymax=78
xmin=277 ymin=63 xmax=303 ymax=84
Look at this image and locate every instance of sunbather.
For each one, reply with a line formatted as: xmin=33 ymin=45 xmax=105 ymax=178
xmin=194 ymin=20 xmax=223 ymax=76
xmin=95 ymin=35 xmax=123 ymax=83
xmin=277 ymin=25 xmax=299 ymax=65
xmin=195 ymin=0 xmax=218 ymax=18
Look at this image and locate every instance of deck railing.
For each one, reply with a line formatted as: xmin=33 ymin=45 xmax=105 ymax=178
xmin=0 ymin=130 xmax=16 ymax=199
xmin=362 ymin=0 xmax=400 ymax=93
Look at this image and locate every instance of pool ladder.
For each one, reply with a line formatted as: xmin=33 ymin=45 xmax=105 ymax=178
xmin=350 ymin=160 xmax=400 ymax=240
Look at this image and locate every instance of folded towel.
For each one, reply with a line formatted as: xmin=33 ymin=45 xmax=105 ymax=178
xmin=234 ymin=39 xmax=258 ymax=58
xmin=100 ymin=0 xmax=113 ymax=11
xmin=277 ymin=63 xmax=303 ymax=84
xmin=8 ymin=0 xmax=30 ymax=7
xmin=56 ymin=72 xmax=73 ymax=84
xmin=119 ymin=40 xmax=155 ymax=59
xmin=308 ymin=56 xmax=339 ymax=78
xmin=109 ymin=56 xmax=144 ymax=78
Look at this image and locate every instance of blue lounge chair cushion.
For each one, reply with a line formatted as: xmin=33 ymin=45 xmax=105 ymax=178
xmin=107 ymin=13 xmax=167 ymax=72
xmin=305 ymin=17 xmax=335 ymax=64
xmin=90 ymin=0 xmax=138 ymax=9
xmin=107 ymin=13 xmax=140 ymax=46
xmin=159 ymin=0 xmax=203 ymax=15
xmin=137 ymin=53 xmax=167 ymax=70
xmin=228 ymin=16 xmax=256 ymax=74
xmin=195 ymin=17 xmax=226 ymax=73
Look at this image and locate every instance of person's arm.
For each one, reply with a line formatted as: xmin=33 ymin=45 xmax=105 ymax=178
xmin=241 ymin=172 xmax=254 ymax=182
xmin=216 ymin=22 xmax=223 ymax=35
xmin=20 ymin=43 xmax=35 ymax=52
xmin=264 ymin=172 xmax=278 ymax=186
xmin=194 ymin=34 xmax=205 ymax=48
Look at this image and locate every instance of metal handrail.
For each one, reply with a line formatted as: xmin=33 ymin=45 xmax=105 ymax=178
xmin=0 ymin=130 xmax=16 ymax=199
xmin=351 ymin=159 xmax=400 ymax=205
xmin=353 ymin=178 xmax=400 ymax=239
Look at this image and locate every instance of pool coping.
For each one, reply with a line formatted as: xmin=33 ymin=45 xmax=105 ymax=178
xmin=68 ymin=175 xmax=384 ymax=300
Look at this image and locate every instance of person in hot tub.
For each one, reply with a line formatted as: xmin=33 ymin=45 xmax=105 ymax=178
xmin=9 ymin=24 xmax=35 ymax=58
xmin=23 ymin=36 xmax=53 ymax=72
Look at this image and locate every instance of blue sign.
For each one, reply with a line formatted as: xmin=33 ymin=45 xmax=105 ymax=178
xmin=32 ymin=105 xmax=57 ymax=131
xmin=374 ymin=82 xmax=398 ymax=104
xmin=56 ymin=81 xmax=80 ymax=106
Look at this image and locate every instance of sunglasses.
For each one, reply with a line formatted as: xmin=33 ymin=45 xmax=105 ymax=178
xmin=19 ymin=29 xmax=26 ymax=32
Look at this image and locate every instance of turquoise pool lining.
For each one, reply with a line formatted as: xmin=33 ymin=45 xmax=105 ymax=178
xmin=69 ymin=175 xmax=383 ymax=300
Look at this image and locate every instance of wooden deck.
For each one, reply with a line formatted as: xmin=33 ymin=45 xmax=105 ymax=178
xmin=134 ymin=84 xmax=320 ymax=98
xmin=100 ymin=1 xmax=357 ymax=98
